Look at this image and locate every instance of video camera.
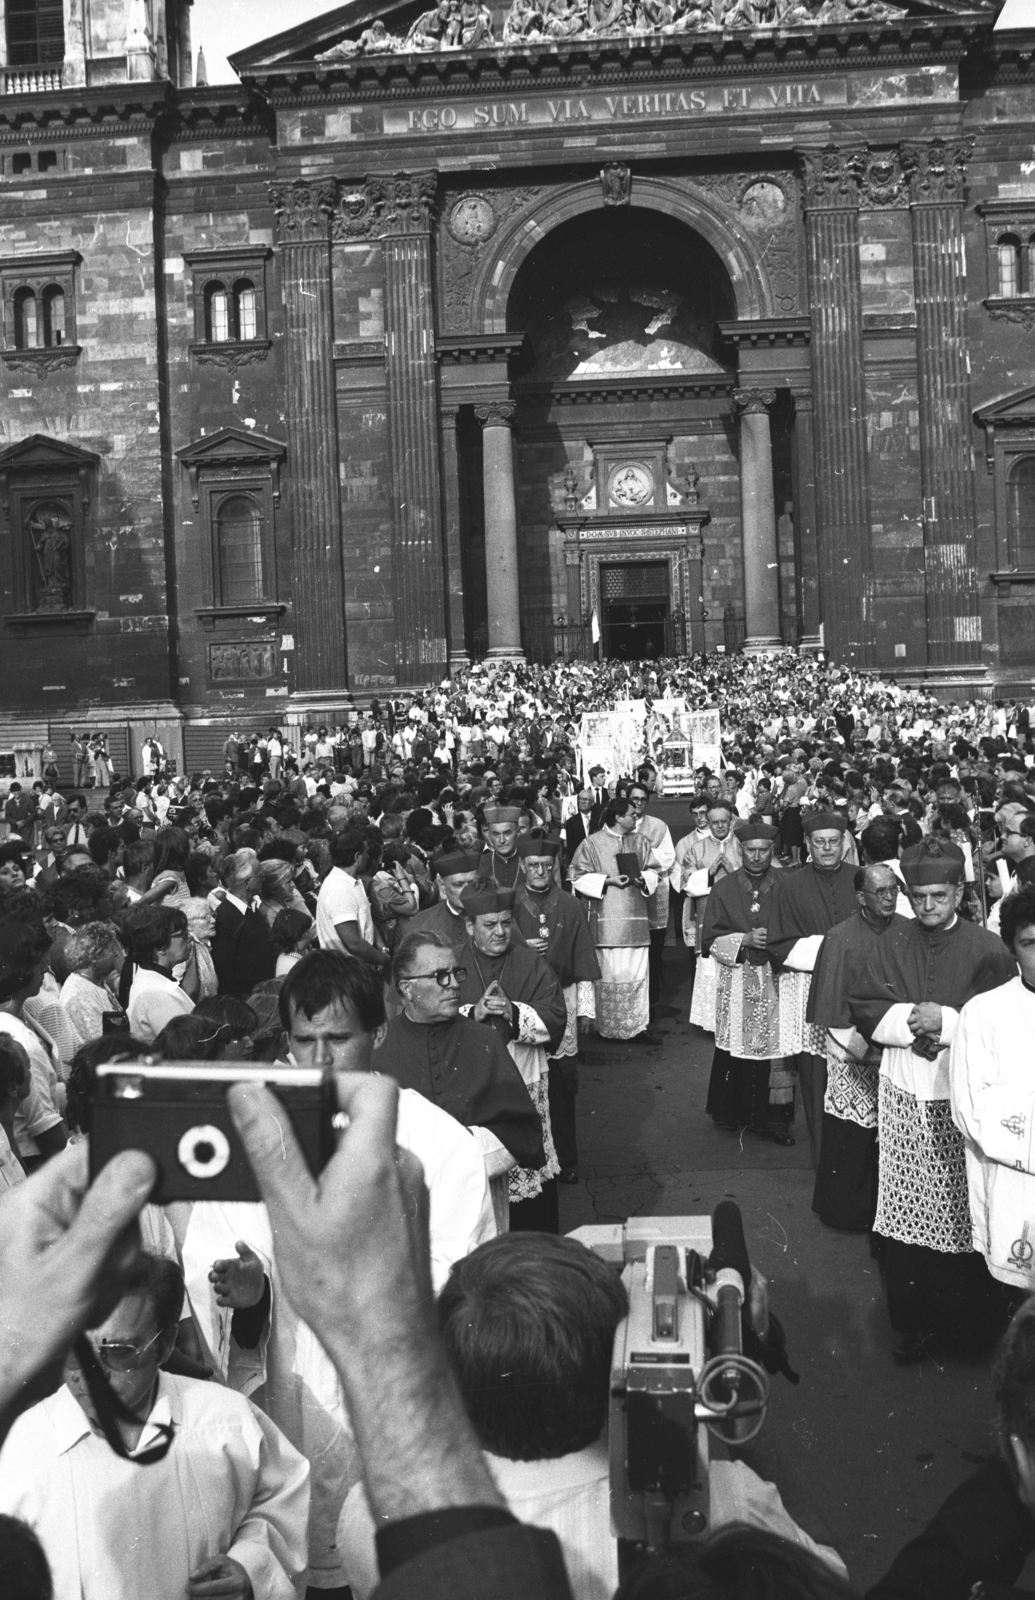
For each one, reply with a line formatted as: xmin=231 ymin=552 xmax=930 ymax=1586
xmin=570 ymin=1202 xmax=773 ymax=1556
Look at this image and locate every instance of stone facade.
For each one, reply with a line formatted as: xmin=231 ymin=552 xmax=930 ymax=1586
xmin=0 ymin=0 xmax=1032 ymax=772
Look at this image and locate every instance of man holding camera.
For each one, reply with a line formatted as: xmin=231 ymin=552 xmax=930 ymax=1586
xmin=178 ymin=950 xmax=495 ymax=1598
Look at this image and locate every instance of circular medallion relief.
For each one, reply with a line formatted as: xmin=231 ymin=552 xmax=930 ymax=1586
xmin=448 ymin=194 xmax=497 ymax=246
xmin=609 ymin=463 xmax=654 ymax=508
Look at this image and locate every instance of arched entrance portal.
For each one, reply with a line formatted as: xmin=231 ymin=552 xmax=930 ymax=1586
xmin=460 ymin=206 xmax=752 ymax=660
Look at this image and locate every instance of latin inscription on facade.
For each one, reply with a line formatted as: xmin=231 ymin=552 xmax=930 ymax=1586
xmin=382 ymin=78 xmax=847 ymax=135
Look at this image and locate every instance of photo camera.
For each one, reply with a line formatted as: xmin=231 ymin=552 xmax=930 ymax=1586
xmin=89 ymin=1061 xmax=339 ymax=1203
xmin=570 ymin=1203 xmax=770 ymax=1555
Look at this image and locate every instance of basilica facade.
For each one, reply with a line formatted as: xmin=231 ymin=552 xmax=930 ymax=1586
xmin=0 ymin=0 xmax=1031 ymax=772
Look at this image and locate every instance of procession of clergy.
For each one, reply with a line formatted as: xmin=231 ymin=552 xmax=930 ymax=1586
xmin=431 ymin=771 xmax=1034 ymax=1368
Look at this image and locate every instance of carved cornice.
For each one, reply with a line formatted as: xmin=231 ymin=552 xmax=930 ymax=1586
xmin=269 ymin=178 xmax=336 ymax=244
xmin=983 ymin=297 xmax=1035 ymax=330
xmin=0 ymin=345 xmax=80 ymax=375
xmin=190 ymin=340 xmax=272 ymax=371
xmin=901 ymin=138 xmax=972 ymax=205
xmin=798 ymin=144 xmax=866 ymax=210
xmin=475 ymin=400 xmax=517 ymax=428
xmin=734 ymin=386 xmax=776 ymax=415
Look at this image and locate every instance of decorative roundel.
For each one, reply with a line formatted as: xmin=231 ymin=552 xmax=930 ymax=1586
xmin=448 ymin=193 xmax=497 ymax=246
xmin=178 ymin=1123 xmax=232 ymax=1180
xmin=609 ymin=463 xmax=655 ymax=508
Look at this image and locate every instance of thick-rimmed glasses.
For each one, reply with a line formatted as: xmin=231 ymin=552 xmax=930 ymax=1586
xmin=402 ymin=967 xmax=467 ymax=989
xmin=86 ymin=1328 xmax=165 ymax=1372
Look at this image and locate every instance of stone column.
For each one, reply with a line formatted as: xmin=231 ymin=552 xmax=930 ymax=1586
xmin=734 ymin=387 xmax=782 ymax=652
xmin=270 ymin=178 xmax=348 ymax=692
xmin=439 ymin=405 xmax=470 ymax=670
xmin=474 ymin=400 xmax=524 ymax=660
xmin=377 ymin=172 xmax=448 ymax=681
xmin=800 ymin=147 xmax=874 ymax=666
xmin=902 ymin=139 xmax=982 ymax=671
xmin=790 ymin=387 xmax=822 ymax=648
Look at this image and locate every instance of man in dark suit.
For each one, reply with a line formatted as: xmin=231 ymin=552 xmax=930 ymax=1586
xmin=559 ymin=790 xmax=595 ymax=875
xmin=585 ymin=765 xmax=609 ymax=830
xmin=212 ymin=846 xmax=276 ymax=997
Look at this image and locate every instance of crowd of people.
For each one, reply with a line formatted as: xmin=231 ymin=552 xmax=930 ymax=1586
xmin=2 ymin=647 xmax=1035 ymax=1600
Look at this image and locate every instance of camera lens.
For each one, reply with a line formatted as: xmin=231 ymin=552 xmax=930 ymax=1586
xmin=178 ymin=1124 xmax=231 ymax=1179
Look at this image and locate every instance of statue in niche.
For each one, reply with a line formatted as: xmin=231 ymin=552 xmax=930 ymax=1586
xmin=27 ymin=504 xmax=73 ymax=611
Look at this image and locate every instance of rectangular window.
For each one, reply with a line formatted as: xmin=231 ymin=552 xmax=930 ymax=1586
xmin=6 ymin=0 xmax=65 ymax=66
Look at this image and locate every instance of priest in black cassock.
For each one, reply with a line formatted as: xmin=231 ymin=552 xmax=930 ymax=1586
xmin=513 ymin=834 xmax=601 ymax=1184
xmin=478 ymin=804 xmax=523 ymax=891
xmin=456 ymin=879 xmax=567 ymax=1232
xmin=768 ymin=809 xmax=860 ymax=1167
xmin=406 ymin=848 xmax=483 ymax=949
xmin=700 ymin=820 xmax=794 ymax=1146
xmin=807 ymin=863 xmax=907 ymax=1231
xmin=377 ymin=927 xmax=544 ymax=1187
xmin=849 ymin=838 xmax=1017 ymax=1363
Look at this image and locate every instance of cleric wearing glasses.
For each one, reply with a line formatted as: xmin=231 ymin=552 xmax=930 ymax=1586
xmin=0 ymin=1253 xmax=309 ymax=1600
xmin=376 ymin=929 xmax=544 ymax=1231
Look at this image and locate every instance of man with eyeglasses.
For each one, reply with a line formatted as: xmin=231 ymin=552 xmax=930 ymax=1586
xmin=376 ymin=929 xmax=544 ymax=1229
xmin=805 ymin=864 xmax=908 ymax=1233
xmin=178 ymin=951 xmax=495 ymax=1598
xmin=0 ymin=1251 xmax=309 ymax=1600
xmin=405 ymin=847 xmax=483 ymax=950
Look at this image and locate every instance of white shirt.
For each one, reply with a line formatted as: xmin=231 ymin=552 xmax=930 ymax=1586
xmin=59 ymin=971 xmax=116 ymax=1046
xmin=339 ymin=1442 xmax=846 ymax=1600
xmin=127 ymin=966 xmax=194 ymax=1044
xmin=179 ymin=1087 xmax=494 ymax=1590
xmin=3 ymin=1011 xmax=63 ymax=1158
xmin=950 ymin=975 xmax=1035 ymax=1287
xmin=316 ymin=866 xmax=374 ymax=952
xmin=0 ymin=1373 xmax=310 ymax=1600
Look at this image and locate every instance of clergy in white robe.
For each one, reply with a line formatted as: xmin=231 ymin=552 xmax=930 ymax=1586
xmin=0 ymin=1371 xmax=309 ymax=1600
xmin=949 ymin=885 xmax=1035 ymax=1291
xmin=570 ymin=799 xmax=659 ymax=1042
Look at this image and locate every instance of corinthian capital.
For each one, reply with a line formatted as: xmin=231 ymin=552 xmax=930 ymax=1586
xmin=269 ymin=179 xmax=337 ymax=244
xmin=900 ymin=139 xmax=973 ymax=205
xmin=734 ymin=387 xmax=776 ymax=416
xmin=799 ymin=145 xmax=865 ymax=210
xmin=377 ymin=171 xmax=438 ymax=237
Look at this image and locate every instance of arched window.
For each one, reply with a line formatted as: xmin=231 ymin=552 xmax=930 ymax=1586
xmin=41 ymin=284 xmax=65 ymax=346
xmin=233 ymin=279 xmax=257 ymax=341
xmin=205 ymin=281 xmax=229 ymax=343
xmin=998 ymin=234 xmax=1022 ymax=298
xmin=216 ymin=493 xmax=264 ymax=604
xmin=1008 ymin=457 xmax=1035 ymax=567
xmin=13 ymin=286 xmax=37 ymax=348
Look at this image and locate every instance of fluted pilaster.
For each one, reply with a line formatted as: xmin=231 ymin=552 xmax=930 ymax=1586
xmin=902 ymin=139 xmax=981 ymax=668
xmin=800 ymin=146 xmax=874 ymax=666
xmin=378 ymin=172 xmax=447 ymax=680
xmin=270 ymin=179 xmax=348 ymax=691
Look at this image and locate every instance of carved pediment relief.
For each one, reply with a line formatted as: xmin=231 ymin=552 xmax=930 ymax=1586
xmin=230 ymin=0 xmax=990 ymax=68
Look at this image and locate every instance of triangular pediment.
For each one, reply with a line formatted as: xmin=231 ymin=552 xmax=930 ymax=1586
xmin=0 ymin=434 xmax=100 ymax=472
xmin=975 ymin=385 xmax=1035 ymax=426
xmin=175 ymin=427 xmax=287 ymax=466
xmin=231 ymin=0 xmax=995 ymax=72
